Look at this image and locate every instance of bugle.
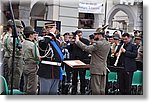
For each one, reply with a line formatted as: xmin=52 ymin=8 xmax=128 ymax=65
xmin=114 ymin=43 xmax=124 ymax=66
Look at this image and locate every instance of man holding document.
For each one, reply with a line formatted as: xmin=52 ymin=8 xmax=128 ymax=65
xmin=75 ymin=27 xmax=110 ymax=95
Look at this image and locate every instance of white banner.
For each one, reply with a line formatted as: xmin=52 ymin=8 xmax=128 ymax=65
xmin=120 ymin=0 xmax=143 ymax=5
xmin=79 ymin=2 xmax=104 ymax=14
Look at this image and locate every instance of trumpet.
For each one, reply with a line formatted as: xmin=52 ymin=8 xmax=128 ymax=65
xmin=114 ymin=43 xmax=124 ymax=66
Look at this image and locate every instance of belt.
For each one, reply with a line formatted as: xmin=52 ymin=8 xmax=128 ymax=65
xmin=41 ymin=60 xmax=61 ymax=66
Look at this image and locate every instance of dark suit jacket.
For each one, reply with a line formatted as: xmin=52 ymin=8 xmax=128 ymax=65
xmin=116 ymin=42 xmax=138 ymax=72
xmin=71 ymin=38 xmax=90 ymax=63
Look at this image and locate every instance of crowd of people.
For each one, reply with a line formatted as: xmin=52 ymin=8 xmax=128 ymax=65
xmin=0 ymin=19 xmax=143 ymax=95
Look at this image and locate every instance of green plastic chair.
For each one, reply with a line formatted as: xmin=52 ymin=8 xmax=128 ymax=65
xmin=132 ymin=70 xmax=143 ymax=86
xmin=108 ymin=72 xmax=117 ymax=83
xmin=85 ymin=70 xmax=91 ymax=80
xmin=0 ymin=75 xmax=9 ymax=95
xmin=107 ymin=72 xmax=118 ymax=94
xmin=62 ymin=69 xmax=66 ymax=76
xmin=0 ymin=75 xmax=25 ymax=95
xmin=76 ymin=70 xmax=91 ymax=80
xmin=132 ymin=70 xmax=143 ymax=95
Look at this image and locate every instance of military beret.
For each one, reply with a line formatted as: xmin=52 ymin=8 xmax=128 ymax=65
xmin=23 ymin=26 xmax=36 ymax=35
xmin=7 ymin=19 xmax=23 ymax=28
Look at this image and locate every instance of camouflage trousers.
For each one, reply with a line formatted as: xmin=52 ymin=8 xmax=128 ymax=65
xmin=3 ymin=57 xmax=10 ymax=84
xmin=23 ymin=61 xmax=38 ymax=95
xmin=8 ymin=57 xmax=23 ymax=90
xmin=91 ymin=74 xmax=106 ymax=95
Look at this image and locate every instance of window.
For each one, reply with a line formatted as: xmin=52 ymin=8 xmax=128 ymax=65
xmin=78 ymin=13 xmax=94 ymax=29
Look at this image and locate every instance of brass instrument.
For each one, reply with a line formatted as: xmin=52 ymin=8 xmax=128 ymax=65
xmin=114 ymin=43 xmax=124 ymax=66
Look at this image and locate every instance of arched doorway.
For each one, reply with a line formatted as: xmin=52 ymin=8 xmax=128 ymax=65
xmin=107 ymin=4 xmax=136 ymax=32
xmin=30 ymin=2 xmax=46 ymax=28
xmin=112 ymin=11 xmax=129 ymax=32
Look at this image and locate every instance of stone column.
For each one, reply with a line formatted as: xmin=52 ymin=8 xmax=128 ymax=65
xmin=58 ymin=0 xmax=78 ymax=34
xmin=0 ymin=1 xmax=4 ymax=34
xmin=93 ymin=14 xmax=105 ymax=28
xmin=46 ymin=0 xmax=59 ymax=20
xmin=135 ymin=3 xmax=143 ymax=31
xmin=19 ymin=2 xmax=30 ymax=26
xmin=0 ymin=1 xmax=2 ymax=27
xmin=128 ymin=22 xmax=134 ymax=32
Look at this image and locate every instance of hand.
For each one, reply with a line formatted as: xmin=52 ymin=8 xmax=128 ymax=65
xmin=120 ymin=48 xmax=126 ymax=53
xmin=75 ymin=35 xmax=79 ymax=42
xmin=38 ymin=56 xmax=41 ymax=61
xmin=116 ymin=53 xmax=119 ymax=57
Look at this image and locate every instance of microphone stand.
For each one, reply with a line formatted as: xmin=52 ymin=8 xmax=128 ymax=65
xmin=9 ymin=0 xmax=18 ymax=95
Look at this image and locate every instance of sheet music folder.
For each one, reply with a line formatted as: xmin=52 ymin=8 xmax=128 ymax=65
xmin=63 ymin=60 xmax=90 ymax=68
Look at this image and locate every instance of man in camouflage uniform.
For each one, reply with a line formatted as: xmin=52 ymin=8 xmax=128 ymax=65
xmin=75 ymin=27 xmax=110 ymax=95
xmin=22 ymin=26 xmax=40 ymax=95
xmin=2 ymin=19 xmax=24 ymax=89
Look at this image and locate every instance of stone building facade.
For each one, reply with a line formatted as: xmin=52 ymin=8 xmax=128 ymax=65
xmin=0 ymin=0 xmax=143 ymax=34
